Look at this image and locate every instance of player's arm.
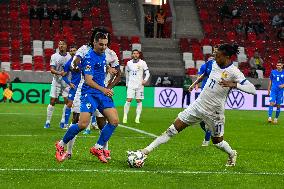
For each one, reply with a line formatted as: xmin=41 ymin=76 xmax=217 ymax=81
xmin=142 ymin=62 xmax=150 ymax=85
xmin=125 ymin=65 xmax=129 ymax=87
xmin=62 ymin=62 xmax=75 ymax=89
xmin=50 ymin=55 xmax=64 ymax=76
xmin=267 ymin=72 xmax=273 ymax=95
xmin=188 ymin=74 xmax=205 ymax=91
xmin=85 ymin=74 xmax=113 ymax=97
xmin=107 ymin=66 xmax=121 ymax=89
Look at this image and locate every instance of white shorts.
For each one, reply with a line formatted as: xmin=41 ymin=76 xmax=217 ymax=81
xmin=178 ymin=104 xmax=225 ymax=137
xmin=49 ymin=80 xmax=70 ymax=98
xmin=127 ymin=86 xmax=144 ymax=99
xmin=71 ymin=83 xmax=82 ymax=113
xmin=94 ymin=109 xmax=104 ymax=117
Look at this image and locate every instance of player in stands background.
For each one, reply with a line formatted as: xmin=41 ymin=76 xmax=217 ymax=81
xmin=136 ymin=44 xmax=256 ymax=167
xmin=62 ymin=46 xmax=81 ymax=129
xmin=44 ymin=40 xmax=71 ymax=129
xmin=123 ymin=49 xmax=150 ymax=124
xmin=267 ymin=62 xmax=284 ymax=124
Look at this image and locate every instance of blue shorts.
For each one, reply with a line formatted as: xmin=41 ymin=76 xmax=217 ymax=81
xmin=270 ymin=89 xmax=283 ymax=105
xmin=68 ymin=88 xmax=77 ymax=101
xmin=80 ymin=93 xmax=115 ymax=114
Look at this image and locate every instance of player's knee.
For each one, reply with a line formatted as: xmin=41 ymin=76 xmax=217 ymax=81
xmin=109 ymin=117 xmax=119 ymax=126
xmin=270 ymin=102 xmax=275 ymax=106
xmin=67 ymin=101 xmax=73 ymax=108
xmin=78 ymin=120 xmax=89 ymax=129
xmin=212 ymin=136 xmax=223 ymax=144
xmin=276 ymin=104 xmax=281 ymax=109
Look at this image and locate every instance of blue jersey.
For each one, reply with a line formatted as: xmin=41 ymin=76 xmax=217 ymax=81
xmin=198 ymin=60 xmax=214 ymax=90
xmin=62 ymin=58 xmax=82 ymax=87
xmin=81 ymin=48 xmax=107 ymax=95
xmin=270 ymin=69 xmax=284 ymax=91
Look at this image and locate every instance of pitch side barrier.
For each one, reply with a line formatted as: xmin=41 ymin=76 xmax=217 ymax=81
xmin=0 ymin=84 xmax=273 ymax=110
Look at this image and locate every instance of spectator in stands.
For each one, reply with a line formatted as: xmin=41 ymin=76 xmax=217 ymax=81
xmin=245 ymin=21 xmax=255 ymax=36
xmin=254 ymin=19 xmax=265 ymax=34
xmin=231 ymin=6 xmax=241 ymax=19
xmin=71 ymin=7 xmax=82 ymax=21
xmin=154 ymin=76 xmax=162 ymax=87
xmin=219 ymin=3 xmax=231 ymax=20
xmin=0 ymin=68 xmax=10 ymax=103
xmin=61 ymin=4 xmax=71 ymax=20
xmin=145 ymin=12 xmax=154 ymax=38
xmin=29 ymin=5 xmax=39 ymax=19
xmin=249 ymin=51 xmax=264 ymax=71
xmin=236 ymin=19 xmax=246 ymax=34
xmin=248 ymin=68 xmax=258 ymax=78
xmin=49 ymin=4 xmax=60 ymax=20
xmin=155 ymin=8 xmax=166 ymax=38
xmin=161 ymin=73 xmax=173 ymax=87
xmin=272 ymin=13 xmax=283 ymax=28
xmin=39 ymin=3 xmax=50 ymax=20
xmin=277 ymin=27 xmax=284 ymax=40
xmin=182 ymin=75 xmax=192 ymax=108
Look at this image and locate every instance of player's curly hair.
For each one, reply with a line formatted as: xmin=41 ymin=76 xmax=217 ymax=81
xmin=218 ymin=43 xmax=239 ymax=57
xmin=89 ymin=27 xmax=111 ymax=48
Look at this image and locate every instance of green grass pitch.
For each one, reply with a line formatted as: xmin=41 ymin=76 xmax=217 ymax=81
xmin=0 ymin=103 xmax=284 ymax=189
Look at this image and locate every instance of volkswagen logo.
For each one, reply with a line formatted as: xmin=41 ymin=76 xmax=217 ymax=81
xmin=159 ymin=89 xmax=178 ymax=107
xmin=227 ymin=90 xmax=245 ymax=109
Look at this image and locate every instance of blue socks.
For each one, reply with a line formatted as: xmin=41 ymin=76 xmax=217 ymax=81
xmin=205 ymin=130 xmax=211 ymax=141
xmin=92 ymin=116 xmax=96 ymax=124
xmin=268 ymin=106 xmax=273 ymax=117
xmin=65 ymin=107 xmax=71 ymax=125
xmin=96 ymin=123 xmax=116 ymax=146
xmin=276 ymin=107 xmax=281 ymax=118
xmin=63 ymin=124 xmax=82 ymax=144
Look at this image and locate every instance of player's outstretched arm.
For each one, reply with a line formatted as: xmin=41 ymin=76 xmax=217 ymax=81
xmin=188 ymin=74 xmax=204 ymax=91
xmin=219 ymin=78 xmax=256 ymax=94
xmin=107 ymin=67 xmax=121 ymax=89
xmin=50 ymin=66 xmax=64 ymax=76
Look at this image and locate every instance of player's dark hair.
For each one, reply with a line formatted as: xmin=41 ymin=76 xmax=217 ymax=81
xmin=132 ymin=49 xmax=140 ymax=53
xmin=89 ymin=27 xmax=110 ymax=48
xmin=69 ymin=45 xmax=77 ymax=49
xmin=218 ymin=43 xmax=239 ymax=57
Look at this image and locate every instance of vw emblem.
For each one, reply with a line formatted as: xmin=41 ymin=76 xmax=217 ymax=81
xmin=227 ymin=90 xmax=245 ymax=109
xmin=159 ymin=89 xmax=178 ymax=107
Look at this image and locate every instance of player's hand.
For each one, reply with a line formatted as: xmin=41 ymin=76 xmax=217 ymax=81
xmin=59 ymin=71 xmax=65 ymax=76
xmin=219 ymin=78 xmax=237 ymax=88
xmin=268 ymin=91 xmax=270 ymax=96
xmin=142 ymin=80 xmax=147 ymax=85
xmin=108 ymin=67 xmax=117 ymax=75
xmin=70 ymin=83 xmax=75 ymax=89
xmin=102 ymin=88 xmax=114 ymax=97
xmin=188 ymin=85 xmax=194 ymax=92
xmin=279 ymin=84 xmax=284 ymax=89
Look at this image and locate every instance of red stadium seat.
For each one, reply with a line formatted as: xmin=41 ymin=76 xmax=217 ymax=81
xmin=186 ymin=68 xmax=198 ymax=75
xmin=11 ymin=61 xmax=21 ymax=71
xmin=247 ymin=32 xmax=256 ymax=42
xmin=0 ymin=54 xmax=10 ymax=62
xmin=0 ymin=47 xmax=9 ymax=54
xmin=131 ymin=36 xmax=140 ymax=44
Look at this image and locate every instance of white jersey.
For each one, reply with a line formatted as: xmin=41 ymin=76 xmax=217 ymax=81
xmin=75 ymin=45 xmax=90 ymax=60
xmin=193 ymin=62 xmax=246 ymax=115
xmin=50 ymin=52 xmax=71 ymax=83
xmin=105 ymin=48 xmax=119 ymax=85
xmin=126 ymin=59 xmax=149 ymax=89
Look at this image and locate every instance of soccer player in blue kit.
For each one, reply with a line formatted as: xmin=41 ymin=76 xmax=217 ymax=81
xmin=62 ymin=46 xmax=82 ymax=128
xmin=267 ymin=62 xmax=284 ymax=124
xmin=55 ymin=32 xmax=119 ymax=163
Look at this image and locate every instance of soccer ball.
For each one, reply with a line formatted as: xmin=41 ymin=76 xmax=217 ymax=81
xmin=127 ymin=151 xmax=146 ymax=168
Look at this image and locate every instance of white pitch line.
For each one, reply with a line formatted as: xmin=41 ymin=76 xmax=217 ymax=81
xmin=118 ymin=124 xmax=158 ymax=138
xmin=0 ymin=168 xmax=283 ymax=176
xmin=0 ymin=112 xmax=158 ymax=138
xmin=0 ymin=135 xmax=148 ymax=139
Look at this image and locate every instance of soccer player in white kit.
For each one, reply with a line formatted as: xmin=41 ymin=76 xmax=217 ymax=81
xmin=123 ymin=49 xmax=150 ymax=124
xmin=135 ymin=44 xmax=256 ymax=167
xmin=44 ymin=40 xmax=71 ymax=129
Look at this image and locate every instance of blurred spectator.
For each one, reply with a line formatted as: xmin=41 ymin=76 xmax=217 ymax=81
xmin=61 ymin=4 xmax=71 ymax=20
xmin=277 ymin=27 xmax=284 ymax=40
xmin=145 ymin=12 xmax=154 ymax=38
xmin=254 ymin=19 xmax=265 ymax=34
xmin=272 ymin=13 xmax=283 ymax=28
xmin=248 ymin=68 xmax=259 ymax=78
xmin=161 ymin=73 xmax=173 ymax=87
xmin=71 ymin=7 xmax=82 ymax=21
xmin=154 ymin=76 xmax=162 ymax=87
xmin=231 ymin=6 xmax=241 ymax=19
xmin=13 ymin=77 xmax=22 ymax=83
xmin=219 ymin=3 xmax=231 ymax=20
xmin=249 ymin=51 xmax=264 ymax=71
xmin=29 ymin=5 xmax=40 ymax=19
xmin=182 ymin=75 xmax=192 ymax=108
xmin=49 ymin=4 xmax=60 ymax=20
xmin=39 ymin=3 xmax=50 ymax=20
xmin=155 ymin=9 xmax=166 ymax=38
xmin=236 ymin=20 xmax=246 ymax=34
xmin=245 ymin=21 xmax=255 ymax=34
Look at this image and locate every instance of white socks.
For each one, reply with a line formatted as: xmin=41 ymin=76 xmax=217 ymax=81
xmin=46 ymin=104 xmax=54 ymax=123
xmin=214 ymin=140 xmax=233 ymax=156
xmin=144 ymin=124 xmax=178 ymax=154
xmin=124 ymin=101 xmax=131 ymax=118
xmin=67 ymin=136 xmax=76 ymax=154
xmin=136 ymin=102 xmax=142 ymax=120
xmin=86 ymin=117 xmax=91 ymax=130
xmin=60 ymin=104 xmax=67 ymax=123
